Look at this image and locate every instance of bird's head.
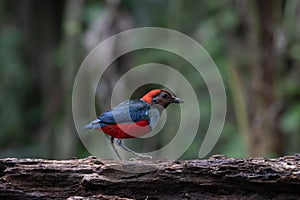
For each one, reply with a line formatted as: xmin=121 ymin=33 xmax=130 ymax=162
xmin=141 ymin=89 xmax=183 ymax=108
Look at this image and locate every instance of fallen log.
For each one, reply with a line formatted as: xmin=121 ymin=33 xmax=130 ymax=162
xmin=0 ymin=154 xmax=299 ymax=199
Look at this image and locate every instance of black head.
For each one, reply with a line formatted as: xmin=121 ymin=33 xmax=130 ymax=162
xmin=152 ymin=89 xmax=183 ymax=108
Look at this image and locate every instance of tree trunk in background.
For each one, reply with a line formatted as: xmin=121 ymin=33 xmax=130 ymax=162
xmin=17 ymin=0 xmax=65 ymax=157
xmin=13 ymin=0 xmax=85 ymax=158
xmin=55 ymin=0 xmax=84 ymax=159
xmin=248 ymin=0 xmax=284 ymax=156
xmin=83 ymin=0 xmax=133 ymax=110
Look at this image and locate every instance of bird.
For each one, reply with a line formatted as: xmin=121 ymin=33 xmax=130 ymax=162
xmin=82 ymin=89 xmax=183 ymax=160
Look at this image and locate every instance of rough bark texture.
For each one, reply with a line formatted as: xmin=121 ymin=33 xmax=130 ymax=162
xmin=0 ymin=155 xmax=299 ymax=200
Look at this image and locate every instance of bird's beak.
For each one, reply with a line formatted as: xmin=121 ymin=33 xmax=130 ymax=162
xmin=172 ymin=97 xmax=184 ymax=103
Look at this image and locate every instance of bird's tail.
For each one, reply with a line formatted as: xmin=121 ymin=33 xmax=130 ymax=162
xmin=82 ymin=118 xmax=101 ymax=130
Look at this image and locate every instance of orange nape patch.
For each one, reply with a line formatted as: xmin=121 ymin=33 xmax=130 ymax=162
xmin=99 ymin=120 xmax=151 ymax=139
xmin=141 ymin=89 xmax=161 ymax=104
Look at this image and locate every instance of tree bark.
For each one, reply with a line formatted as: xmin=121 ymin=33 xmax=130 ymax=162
xmin=0 ymin=155 xmax=299 ymax=200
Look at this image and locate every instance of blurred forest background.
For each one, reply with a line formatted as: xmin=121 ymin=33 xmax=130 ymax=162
xmin=0 ymin=0 xmax=299 ymax=159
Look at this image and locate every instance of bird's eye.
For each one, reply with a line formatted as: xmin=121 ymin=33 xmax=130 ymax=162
xmin=162 ymin=94 xmax=168 ymax=98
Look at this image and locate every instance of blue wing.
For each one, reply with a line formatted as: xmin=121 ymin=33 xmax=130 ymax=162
xmin=83 ymin=99 xmax=151 ymax=130
xmin=98 ymin=99 xmax=151 ymax=125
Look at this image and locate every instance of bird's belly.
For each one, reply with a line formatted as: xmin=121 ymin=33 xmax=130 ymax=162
xmin=99 ymin=120 xmax=151 ymax=139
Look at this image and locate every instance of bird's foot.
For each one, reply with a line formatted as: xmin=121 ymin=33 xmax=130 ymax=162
xmin=129 ymin=154 xmax=152 ymax=161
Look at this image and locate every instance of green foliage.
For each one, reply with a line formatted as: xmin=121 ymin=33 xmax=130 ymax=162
xmin=289 ymin=43 xmax=300 ymax=61
xmin=0 ymin=27 xmax=33 ymax=146
xmin=281 ymin=104 xmax=300 ymax=134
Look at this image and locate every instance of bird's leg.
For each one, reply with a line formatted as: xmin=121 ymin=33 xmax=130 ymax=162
xmin=110 ymin=137 xmax=122 ymax=160
xmin=116 ymin=139 xmax=152 ymax=160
